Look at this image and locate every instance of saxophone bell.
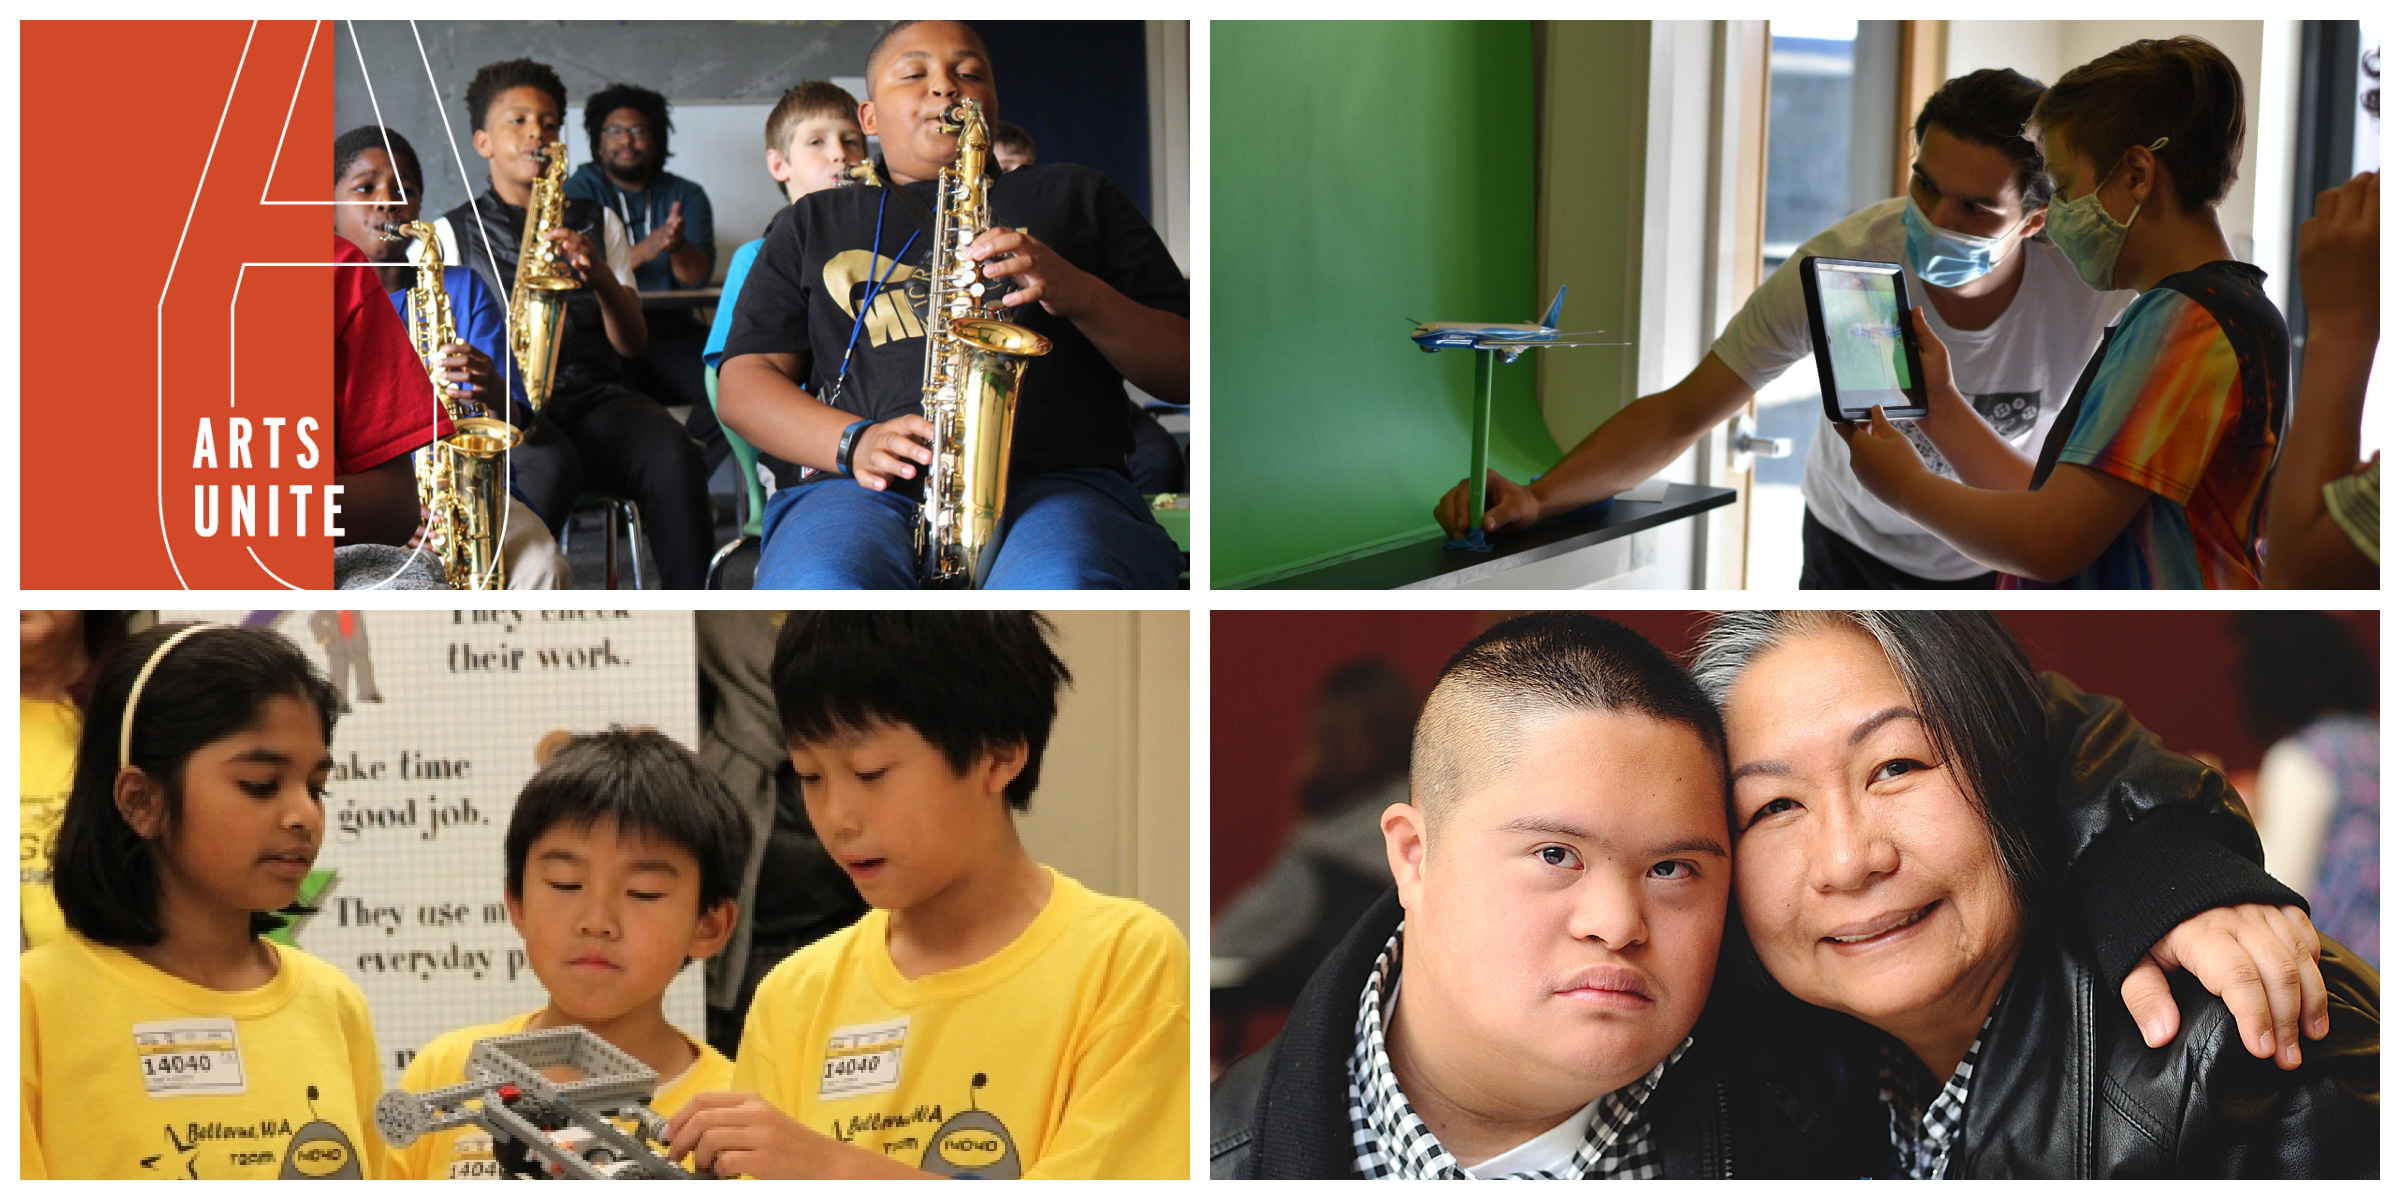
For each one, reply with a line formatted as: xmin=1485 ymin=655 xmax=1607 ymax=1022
xmin=396 ymin=219 xmax=523 ymax=590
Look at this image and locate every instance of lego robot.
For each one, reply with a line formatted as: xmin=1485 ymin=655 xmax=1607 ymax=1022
xmin=375 ymin=1026 xmax=712 ymax=1180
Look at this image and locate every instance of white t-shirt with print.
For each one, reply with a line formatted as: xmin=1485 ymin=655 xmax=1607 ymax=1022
xmin=1709 ymin=197 xmax=2133 ymax=580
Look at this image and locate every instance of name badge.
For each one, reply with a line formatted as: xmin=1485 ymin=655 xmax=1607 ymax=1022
xmin=819 ymin=1017 xmax=909 ymax=1100
xmin=133 ymin=1018 xmax=247 ymax=1097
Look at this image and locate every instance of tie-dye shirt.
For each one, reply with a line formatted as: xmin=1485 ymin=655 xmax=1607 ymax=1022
xmin=2008 ymin=261 xmax=2288 ymax=589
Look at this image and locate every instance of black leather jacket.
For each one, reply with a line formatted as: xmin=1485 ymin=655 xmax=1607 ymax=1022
xmin=1946 ymin=927 xmax=2376 ymax=1176
xmin=1213 ymin=675 xmax=2346 ymax=1178
xmin=440 ymin=187 xmax=625 ymax=409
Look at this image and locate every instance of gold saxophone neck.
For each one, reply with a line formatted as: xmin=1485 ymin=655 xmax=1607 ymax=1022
xmin=393 ymin=220 xmax=444 ymax=271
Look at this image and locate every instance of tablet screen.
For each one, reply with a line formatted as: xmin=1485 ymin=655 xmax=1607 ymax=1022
xmin=1812 ymin=261 xmax=1914 ymax=414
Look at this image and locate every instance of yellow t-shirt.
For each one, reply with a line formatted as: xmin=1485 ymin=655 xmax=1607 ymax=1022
xmin=19 ymin=698 xmax=79 ymax=950
xmin=386 ymin=1011 xmax=732 ymax=1179
xmin=732 ymin=868 xmax=1189 ymax=1179
xmin=19 ymin=931 xmax=387 ymax=1179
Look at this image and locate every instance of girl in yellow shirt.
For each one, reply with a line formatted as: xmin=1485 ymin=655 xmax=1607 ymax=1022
xmin=20 ymin=623 xmax=387 ymax=1180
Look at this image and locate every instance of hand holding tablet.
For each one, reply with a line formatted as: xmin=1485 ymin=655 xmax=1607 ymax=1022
xmin=1798 ymin=256 xmax=1931 ymax=424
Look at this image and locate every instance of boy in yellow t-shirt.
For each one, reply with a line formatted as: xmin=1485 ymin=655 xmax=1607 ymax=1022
xmin=387 ymin=730 xmax=745 ymax=1179
xmin=666 ymin=613 xmax=1190 ymax=1180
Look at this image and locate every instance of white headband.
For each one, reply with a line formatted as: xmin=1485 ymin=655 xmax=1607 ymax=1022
xmin=119 ymin=624 xmax=231 ymax=770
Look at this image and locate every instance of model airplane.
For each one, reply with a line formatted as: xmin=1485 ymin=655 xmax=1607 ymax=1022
xmin=1409 ymin=287 xmax=1623 ymax=363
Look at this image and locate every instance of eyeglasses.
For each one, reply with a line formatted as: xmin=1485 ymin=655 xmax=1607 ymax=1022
xmin=601 ymin=124 xmax=656 ymax=141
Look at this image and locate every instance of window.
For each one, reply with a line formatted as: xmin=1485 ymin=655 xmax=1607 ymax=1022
xmin=1748 ymin=20 xmax=1901 ymax=589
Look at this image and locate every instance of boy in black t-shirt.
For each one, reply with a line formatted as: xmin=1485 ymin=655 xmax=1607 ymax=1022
xmin=433 ymin=58 xmax=715 ymax=590
xmin=718 ymin=20 xmax=1188 ymax=590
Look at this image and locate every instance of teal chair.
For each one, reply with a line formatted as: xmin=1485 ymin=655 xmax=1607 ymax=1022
xmin=704 ymin=364 xmax=770 ymax=589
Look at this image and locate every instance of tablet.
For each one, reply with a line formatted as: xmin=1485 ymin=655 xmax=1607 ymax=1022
xmin=1798 ymin=256 xmax=1929 ymax=423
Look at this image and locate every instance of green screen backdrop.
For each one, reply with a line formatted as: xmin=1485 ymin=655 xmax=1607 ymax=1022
xmin=1212 ymin=21 xmax=1557 ymax=587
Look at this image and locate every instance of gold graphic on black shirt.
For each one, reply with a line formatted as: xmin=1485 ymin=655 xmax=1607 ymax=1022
xmin=824 ymin=250 xmax=925 ymax=349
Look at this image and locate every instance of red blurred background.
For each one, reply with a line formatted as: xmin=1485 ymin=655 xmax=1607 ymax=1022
xmin=1209 ymin=609 xmax=2376 ymax=1058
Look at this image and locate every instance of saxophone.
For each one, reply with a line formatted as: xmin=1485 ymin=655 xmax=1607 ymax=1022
xmin=914 ymin=99 xmax=1051 ymax=588
xmin=510 ymin=140 xmax=580 ymax=415
xmin=393 ymin=221 xmax=522 ymax=590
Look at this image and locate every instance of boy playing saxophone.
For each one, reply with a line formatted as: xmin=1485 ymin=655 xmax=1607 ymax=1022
xmin=714 ymin=20 xmax=1189 ymax=590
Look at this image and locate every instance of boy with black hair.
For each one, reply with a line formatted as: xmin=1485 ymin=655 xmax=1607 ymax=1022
xmin=665 ymin=612 xmax=1189 ymax=1178
xmin=717 ymin=20 xmax=1189 ymax=589
xmin=387 ymin=728 xmax=747 ymax=1178
xmin=428 ymin=57 xmax=714 ymax=590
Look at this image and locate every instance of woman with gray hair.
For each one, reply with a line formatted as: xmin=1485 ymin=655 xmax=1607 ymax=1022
xmin=1691 ymin=611 xmax=2378 ymax=1177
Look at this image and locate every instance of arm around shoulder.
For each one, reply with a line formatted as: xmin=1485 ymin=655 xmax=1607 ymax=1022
xmin=2043 ymin=671 xmax=2303 ymax=989
xmin=2175 ymin=940 xmax=2379 ymax=1177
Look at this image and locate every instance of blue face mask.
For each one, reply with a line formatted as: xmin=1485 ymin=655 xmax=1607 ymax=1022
xmin=1902 ymin=191 xmax=2027 ymax=288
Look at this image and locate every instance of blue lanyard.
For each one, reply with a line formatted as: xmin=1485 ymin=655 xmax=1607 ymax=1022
xmin=826 ymin=186 xmax=919 ymax=406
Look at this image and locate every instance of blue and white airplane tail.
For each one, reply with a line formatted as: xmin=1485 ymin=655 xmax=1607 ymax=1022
xmin=1539 ymin=285 xmax=1567 ymax=330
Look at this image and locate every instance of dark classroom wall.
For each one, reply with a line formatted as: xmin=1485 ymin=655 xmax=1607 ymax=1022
xmin=1210 ymin=610 xmax=2378 ymax=914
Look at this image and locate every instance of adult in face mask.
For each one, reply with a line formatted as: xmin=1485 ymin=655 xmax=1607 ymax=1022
xmin=1434 ymin=69 xmax=2133 ymax=589
xmin=1838 ymin=35 xmax=2283 ymax=590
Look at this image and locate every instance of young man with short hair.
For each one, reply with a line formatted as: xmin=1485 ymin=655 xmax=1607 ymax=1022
xmin=429 ymin=58 xmax=714 ymax=589
xmin=1216 ymin=614 xmax=1851 ymax=1178
xmin=665 ymin=612 xmax=1188 ymax=1178
xmin=717 ymin=20 xmax=1188 ymax=590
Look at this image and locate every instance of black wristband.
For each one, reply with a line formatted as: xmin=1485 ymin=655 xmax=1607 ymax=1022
xmin=834 ymin=419 xmax=874 ymax=478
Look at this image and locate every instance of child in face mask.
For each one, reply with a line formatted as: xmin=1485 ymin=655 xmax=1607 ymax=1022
xmin=1838 ymin=35 xmax=2285 ymax=589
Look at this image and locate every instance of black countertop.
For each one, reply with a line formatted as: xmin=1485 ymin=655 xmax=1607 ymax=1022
xmin=1248 ymin=483 xmax=1737 ymax=590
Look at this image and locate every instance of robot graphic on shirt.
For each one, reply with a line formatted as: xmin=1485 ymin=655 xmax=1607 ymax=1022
xmin=136 ymin=1084 xmax=365 ymax=1179
xmin=919 ymin=1073 xmax=1023 ymax=1179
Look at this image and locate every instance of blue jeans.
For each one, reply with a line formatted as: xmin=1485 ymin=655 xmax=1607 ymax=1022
xmin=755 ymin=467 xmax=1185 ymax=590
